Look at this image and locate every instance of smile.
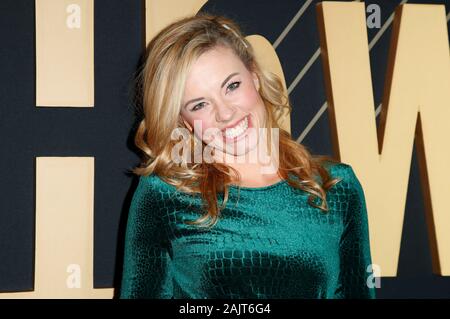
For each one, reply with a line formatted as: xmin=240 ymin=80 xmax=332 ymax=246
xmin=222 ymin=115 xmax=249 ymax=140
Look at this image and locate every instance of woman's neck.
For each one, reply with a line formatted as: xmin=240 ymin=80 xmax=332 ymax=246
xmin=212 ymin=141 xmax=281 ymax=186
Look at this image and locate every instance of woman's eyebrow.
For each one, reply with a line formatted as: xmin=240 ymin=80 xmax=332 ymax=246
xmin=220 ymin=72 xmax=239 ymax=89
xmin=183 ymin=72 xmax=240 ymax=109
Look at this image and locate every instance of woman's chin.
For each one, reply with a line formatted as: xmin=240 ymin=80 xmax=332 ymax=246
xmin=213 ymin=140 xmax=259 ymax=160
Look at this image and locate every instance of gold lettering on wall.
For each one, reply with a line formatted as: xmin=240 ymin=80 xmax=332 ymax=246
xmin=249 ymin=35 xmax=291 ymax=133
xmin=36 ymin=0 xmax=94 ymax=107
xmin=1 ymin=158 xmax=112 ymax=298
xmin=317 ymin=2 xmax=450 ymax=276
xmin=145 ymin=0 xmax=209 ymax=43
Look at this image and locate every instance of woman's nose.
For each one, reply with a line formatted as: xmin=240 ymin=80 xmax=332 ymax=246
xmin=214 ymin=102 xmax=235 ymax=123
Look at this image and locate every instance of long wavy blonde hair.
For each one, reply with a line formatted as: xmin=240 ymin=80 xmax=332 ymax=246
xmin=131 ymin=13 xmax=342 ymax=227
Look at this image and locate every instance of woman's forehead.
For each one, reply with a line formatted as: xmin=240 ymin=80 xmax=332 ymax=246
xmin=187 ymin=48 xmax=244 ymax=81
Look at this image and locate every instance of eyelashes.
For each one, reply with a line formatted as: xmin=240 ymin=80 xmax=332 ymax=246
xmin=227 ymin=81 xmax=241 ymax=91
xmin=190 ymin=81 xmax=241 ymax=112
xmin=191 ymin=102 xmax=206 ymax=112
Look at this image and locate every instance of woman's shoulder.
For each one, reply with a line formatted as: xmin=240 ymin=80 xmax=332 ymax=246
xmin=128 ymin=174 xmax=181 ymax=219
xmin=138 ymin=173 xmax=177 ymax=191
xmin=325 ymin=161 xmax=355 ymax=177
xmin=132 ymin=173 xmax=179 ymax=203
xmin=320 ymin=162 xmax=369 ymax=228
xmin=323 ymin=161 xmax=364 ymax=194
xmin=136 ymin=173 xmax=195 ymax=202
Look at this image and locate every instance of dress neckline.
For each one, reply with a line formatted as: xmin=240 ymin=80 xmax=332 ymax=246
xmin=228 ymin=178 xmax=287 ymax=191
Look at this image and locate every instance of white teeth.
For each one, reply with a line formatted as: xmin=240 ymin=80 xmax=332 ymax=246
xmin=224 ymin=116 xmax=248 ymax=138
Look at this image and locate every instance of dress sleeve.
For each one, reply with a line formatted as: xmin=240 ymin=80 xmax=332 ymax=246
xmin=120 ymin=175 xmax=173 ymax=299
xmin=334 ymin=165 xmax=376 ymax=299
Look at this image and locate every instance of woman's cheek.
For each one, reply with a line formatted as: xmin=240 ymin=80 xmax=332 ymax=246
xmin=188 ymin=117 xmax=205 ymax=132
xmin=242 ymin=87 xmax=261 ymax=109
xmin=188 ymin=118 xmax=210 ymax=142
xmin=202 ymin=124 xmax=219 ymax=144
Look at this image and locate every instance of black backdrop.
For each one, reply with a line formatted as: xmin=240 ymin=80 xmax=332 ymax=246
xmin=0 ymin=0 xmax=449 ymax=298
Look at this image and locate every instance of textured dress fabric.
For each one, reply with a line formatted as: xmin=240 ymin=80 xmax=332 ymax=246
xmin=120 ymin=162 xmax=376 ymax=299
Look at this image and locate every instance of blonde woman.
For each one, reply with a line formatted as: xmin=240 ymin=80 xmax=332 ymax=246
xmin=119 ymin=13 xmax=376 ymax=299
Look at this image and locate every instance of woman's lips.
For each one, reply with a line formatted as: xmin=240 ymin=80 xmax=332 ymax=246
xmin=221 ymin=115 xmax=252 ymax=143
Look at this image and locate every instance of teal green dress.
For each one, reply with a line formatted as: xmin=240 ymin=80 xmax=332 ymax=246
xmin=120 ymin=162 xmax=376 ymax=299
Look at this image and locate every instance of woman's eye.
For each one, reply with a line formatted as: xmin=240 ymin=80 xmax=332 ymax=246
xmin=227 ymin=81 xmax=241 ymax=92
xmin=190 ymin=81 xmax=241 ymax=112
xmin=191 ymin=102 xmax=206 ymax=112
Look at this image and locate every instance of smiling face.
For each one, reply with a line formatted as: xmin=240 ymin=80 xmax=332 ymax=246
xmin=180 ymin=45 xmax=266 ymax=159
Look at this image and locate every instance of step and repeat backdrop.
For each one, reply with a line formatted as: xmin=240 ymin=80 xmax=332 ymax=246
xmin=0 ymin=0 xmax=449 ymax=298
